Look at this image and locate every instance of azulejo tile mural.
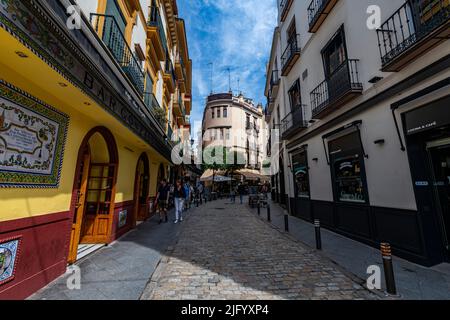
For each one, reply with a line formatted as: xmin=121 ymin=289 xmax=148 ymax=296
xmin=0 ymin=80 xmax=69 ymax=188
xmin=0 ymin=237 xmax=21 ymax=285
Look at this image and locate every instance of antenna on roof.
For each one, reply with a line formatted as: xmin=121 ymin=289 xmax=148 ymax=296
xmin=208 ymin=62 xmax=213 ymax=94
xmin=237 ymin=77 xmax=241 ymax=95
xmin=226 ymin=67 xmax=231 ymax=93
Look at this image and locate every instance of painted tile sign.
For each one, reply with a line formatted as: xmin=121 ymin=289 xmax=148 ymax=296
xmin=0 ymin=81 xmax=69 ymax=187
xmin=0 ymin=238 xmax=20 ymax=285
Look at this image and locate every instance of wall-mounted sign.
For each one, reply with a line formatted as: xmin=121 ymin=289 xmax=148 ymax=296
xmin=0 ymin=237 xmax=21 ymax=285
xmin=405 ymin=96 xmax=450 ymax=135
xmin=0 ymin=81 xmax=69 ymax=188
xmin=118 ymin=210 xmax=128 ymax=229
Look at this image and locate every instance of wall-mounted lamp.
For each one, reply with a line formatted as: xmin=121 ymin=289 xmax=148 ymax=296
xmin=374 ymin=139 xmax=385 ymax=145
xmin=368 ymin=76 xmax=384 ymax=84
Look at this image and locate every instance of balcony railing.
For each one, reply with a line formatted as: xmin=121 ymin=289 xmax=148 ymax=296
xmin=176 ymin=55 xmax=187 ymax=81
xmin=376 ymin=0 xmax=449 ymax=71
xmin=308 ymin=0 xmax=339 ymax=32
xmin=281 ymin=105 xmax=308 ymax=140
xmin=148 ymin=5 xmax=168 ymax=55
xmin=165 ymin=58 xmax=176 ymax=85
xmin=91 ymin=14 xmax=144 ymax=94
xmin=143 ymin=92 xmax=166 ymax=129
xmin=280 ymin=0 xmax=294 ymax=22
xmin=310 ymin=59 xmax=362 ymax=118
xmin=281 ymin=34 xmax=301 ymax=76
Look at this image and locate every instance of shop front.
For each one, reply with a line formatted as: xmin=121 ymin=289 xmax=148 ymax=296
xmin=403 ymin=95 xmax=450 ymax=264
xmin=0 ymin=0 xmax=173 ymax=299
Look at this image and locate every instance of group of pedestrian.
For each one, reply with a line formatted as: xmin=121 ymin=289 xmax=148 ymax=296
xmin=230 ymin=181 xmax=270 ymax=204
xmin=154 ymin=178 xmax=202 ymax=224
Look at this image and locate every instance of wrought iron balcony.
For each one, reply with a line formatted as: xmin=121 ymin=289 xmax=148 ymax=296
xmin=175 ymin=55 xmax=187 ymax=82
xmin=308 ymin=0 xmax=340 ymax=33
xmin=376 ymin=0 xmax=449 ymax=72
xmin=270 ymin=70 xmax=280 ymax=98
xmin=310 ymin=59 xmax=363 ymax=118
xmin=280 ymin=0 xmax=294 ymax=22
xmin=143 ymin=92 xmax=166 ymax=129
xmin=163 ymin=58 xmax=176 ymax=93
xmin=281 ymin=105 xmax=309 ymax=140
xmin=173 ymin=88 xmax=185 ymax=117
xmin=148 ymin=5 xmax=168 ymax=62
xmin=91 ymin=14 xmax=144 ymax=95
xmin=281 ymin=34 xmax=301 ymax=76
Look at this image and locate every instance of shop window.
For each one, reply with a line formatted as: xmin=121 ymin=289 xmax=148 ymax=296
xmin=329 ymin=131 xmax=368 ymax=204
xmin=292 ymin=151 xmax=310 ymax=198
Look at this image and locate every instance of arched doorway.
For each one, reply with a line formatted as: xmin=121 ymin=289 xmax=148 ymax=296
xmin=133 ymin=153 xmax=150 ymax=225
xmin=68 ymin=127 xmax=119 ymax=264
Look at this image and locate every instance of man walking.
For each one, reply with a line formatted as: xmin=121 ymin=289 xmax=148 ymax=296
xmin=174 ymin=180 xmax=186 ymax=224
xmin=237 ymin=183 xmax=245 ymax=205
xmin=156 ymin=179 xmax=170 ymax=224
xmin=184 ymin=178 xmax=191 ymax=211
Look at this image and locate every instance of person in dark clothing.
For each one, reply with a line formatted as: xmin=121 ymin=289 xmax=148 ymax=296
xmin=173 ymin=180 xmax=186 ymax=224
xmin=237 ymin=183 xmax=245 ymax=204
xmin=156 ymin=179 xmax=170 ymax=224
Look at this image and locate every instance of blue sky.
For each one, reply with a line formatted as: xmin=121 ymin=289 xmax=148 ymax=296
xmin=177 ymin=0 xmax=278 ymax=129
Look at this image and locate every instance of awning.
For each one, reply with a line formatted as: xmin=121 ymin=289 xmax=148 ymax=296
xmin=200 ymin=169 xmax=232 ymax=182
xmin=236 ymin=169 xmax=270 ymax=181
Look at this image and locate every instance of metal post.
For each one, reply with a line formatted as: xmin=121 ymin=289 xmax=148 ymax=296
xmin=267 ymin=204 xmax=271 ymax=222
xmin=284 ymin=214 xmax=289 ymax=232
xmin=314 ymin=220 xmax=322 ymax=250
xmin=257 ymin=201 xmax=261 ymax=216
xmin=381 ymin=243 xmax=397 ymax=296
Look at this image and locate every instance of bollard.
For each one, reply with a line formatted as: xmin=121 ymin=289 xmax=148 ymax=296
xmin=257 ymin=202 xmax=261 ymax=216
xmin=381 ymin=243 xmax=397 ymax=296
xmin=314 ymin=220 xmax=322 ymax=250
xmin=284 ymin=214 xmax=289 ymax=232
xmin=267 ymin=204 xmax=271 ymax=222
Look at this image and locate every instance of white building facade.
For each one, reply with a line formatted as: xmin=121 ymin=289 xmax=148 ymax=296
xmin=265 ymin=0 xmax=450 ymax=266
xmin=202 ymin=93 xmax=266 ymax=170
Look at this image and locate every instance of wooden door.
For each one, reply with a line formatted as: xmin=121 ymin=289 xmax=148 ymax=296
xmin=68 ymin=151 xmax=91 ymax=264
xmin=137 ymin=173 xmax=149 ymax=221
xmin=80 ymin=163 xmax=117 ymax=244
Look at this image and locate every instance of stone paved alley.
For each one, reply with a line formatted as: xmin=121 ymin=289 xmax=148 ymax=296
xmin=141 ymin=199 xmax=377 ymax=300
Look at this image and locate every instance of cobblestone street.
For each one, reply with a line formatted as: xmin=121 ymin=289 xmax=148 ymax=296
xmin=142 ymin=199 xmax=377 ymax=300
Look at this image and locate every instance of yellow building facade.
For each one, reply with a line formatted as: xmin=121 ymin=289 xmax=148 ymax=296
xmin=0 ymin=0 xmax=191 ymax=299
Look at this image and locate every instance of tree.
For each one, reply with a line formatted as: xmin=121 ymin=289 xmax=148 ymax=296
xmin=202 ymin=146 xmax=246 ymax=191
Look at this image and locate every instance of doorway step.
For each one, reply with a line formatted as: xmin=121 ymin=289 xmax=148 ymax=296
xmin=76 ymin=244 xmax=104 ymax=261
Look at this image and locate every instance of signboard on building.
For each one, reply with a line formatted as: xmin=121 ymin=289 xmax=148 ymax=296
xmin=0 ymin=237 xmax=21 ymax=285
xmin=404 ymin=96 xmax=450 ymax=135
xmin=118 ymin=210 xmax=128 ymax=229
xmin=0 ymin=81 xmax=69 ymax=188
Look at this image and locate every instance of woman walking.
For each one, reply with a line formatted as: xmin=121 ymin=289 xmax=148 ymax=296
xmin=174 ymin=180 xmax=186 ymax=224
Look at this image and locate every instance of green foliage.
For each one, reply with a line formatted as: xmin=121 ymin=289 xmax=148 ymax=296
xmin=202 ymin=145 xmax=246 ymax=174
xmin=152 ymin=107 xmax=167 ymax=128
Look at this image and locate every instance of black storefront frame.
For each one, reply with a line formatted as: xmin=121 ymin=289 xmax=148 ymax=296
xmin=289 ymin=147 xmax=313 ymax=221
xmin=289 ymin=119 xmax=431 ymax=265
xmin=328 ymin=131 xmax=370 ymax=206
xmin=402 ymin=95 xmax=450 ymax=264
